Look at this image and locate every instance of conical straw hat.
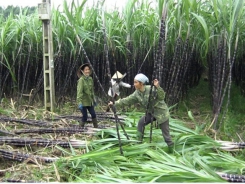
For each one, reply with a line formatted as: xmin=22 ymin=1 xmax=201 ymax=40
xmin=112 ymin=71 xmax=125 ymax=79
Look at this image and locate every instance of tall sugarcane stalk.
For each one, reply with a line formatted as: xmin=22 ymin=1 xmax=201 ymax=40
xmin=123 ymin=0 xmax=137 ymax=85
xmin=169 ymin=28 xmax=191 ymax=106
xmin=102 ymin=15 xmax=129 ymax=155
xmin=126 ymin=36 xmax=133 ymax=84
xmin=219 ymin=32 xmax=239 ymax=129
xmin=18 ymin=44 xmax=31 ymax=106
xmin=142 ymin=2 xmax=167 ymax=143
xmin=176 ymin=41 xmax=194 ymax=101
xmin=208 ymin=34 xmax=229 ymax=130
xmin=155 ymin=2 xmax=167 ymax=84
xmin=165 ymin=33 xmax=181 ymax=99
xmin=54 ymin=52 xmax=63 ymax=102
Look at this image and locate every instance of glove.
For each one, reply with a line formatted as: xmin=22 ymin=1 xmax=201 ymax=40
xmin=78 ymin=104 xmax=83 ymax=110
xmin=94 ymin=101 xmax=97 ymax=107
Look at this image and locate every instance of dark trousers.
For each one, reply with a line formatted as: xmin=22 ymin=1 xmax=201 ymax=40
xmin=137 ymin=113 xmax=173 ymax=146
xmin=81 ymin=106 xmax=96 ymax=122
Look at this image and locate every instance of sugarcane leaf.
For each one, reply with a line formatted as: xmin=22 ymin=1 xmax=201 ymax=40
xmin=191 ymin=12 xmax=209 ymax=55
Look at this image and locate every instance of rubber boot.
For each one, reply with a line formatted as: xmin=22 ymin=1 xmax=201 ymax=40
xmin=168 ymin=144 xmax=174 ymax=154
xmin=80 ymin=121 xmax=86 ymax=128
xmin=106 ymin=106 xmax=110 ymax=112
xmin=136 ymin=131 xmax=143 ymax=143
xmin=92 ymin=118 xmax=98 ymax=128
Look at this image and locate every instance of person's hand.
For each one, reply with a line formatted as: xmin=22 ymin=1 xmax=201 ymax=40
xmin=108 ymin=101 xmax=113 ymax=106
xmin=94 ymin=101 xmax=97 ymax=107
xmin=78 ymin=104 xmax=83 ymax=110
xmin=153 ymin=79 xmax=160 ymax=88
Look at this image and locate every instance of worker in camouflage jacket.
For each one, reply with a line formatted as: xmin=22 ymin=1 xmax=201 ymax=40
xmin=108 ymin=73 xmax=174 ymax=152
xmin=76 ymin=63 xmax=98 ymax=128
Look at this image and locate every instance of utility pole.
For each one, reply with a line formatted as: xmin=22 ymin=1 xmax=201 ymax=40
xmin=38 ymin=0 xmax=55 ymax=112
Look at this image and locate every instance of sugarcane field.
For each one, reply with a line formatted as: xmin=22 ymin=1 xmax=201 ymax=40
xmin=1 ymin=0 xmax=245 ymax=182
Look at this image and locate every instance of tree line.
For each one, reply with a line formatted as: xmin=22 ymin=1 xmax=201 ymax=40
xmin=0 ymin=6 xmax=36 ymax=19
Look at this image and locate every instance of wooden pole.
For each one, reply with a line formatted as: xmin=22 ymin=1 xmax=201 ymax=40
xmin=38 ymin=0 xmax=55 ymax=112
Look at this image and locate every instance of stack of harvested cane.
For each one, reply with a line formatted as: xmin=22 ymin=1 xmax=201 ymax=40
xmin=0 ymin=149 xmax=57 ymax=163
xmin=0 ymin=112 xmax=126 ymax=163
xmin=0 ymin=137 xmax=87 ymax=148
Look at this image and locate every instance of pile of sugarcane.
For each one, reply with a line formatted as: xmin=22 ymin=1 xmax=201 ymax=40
xmin=0 ymin=129 xmax=15 ymax=136
xmin=0 ymin=113 xmax=125 ymax=127
xmin=0 ymin=149 xmax=57 ymax=163
xmin=55 ymin=112 xmax=126 ymax=122
xmin=0 ymin=137 xmax=87 ymax=148
xmin=0 ymin=124 xmax=114 ymax=136
xmin=0 ymin=116 xmax=51 ymax=127
xmin=4 ymin=179 xmax=38 ymax=183
xmin=0 ymin=1 xmax=244 ymax=133
xmin=13 ymin=127 xmax=103 ymax=135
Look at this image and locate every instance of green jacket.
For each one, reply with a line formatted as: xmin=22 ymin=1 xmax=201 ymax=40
xmin=115 ymin=85 xmax=169 ymax=124
xmin=77 ymin=75 xmax=95 ymax=106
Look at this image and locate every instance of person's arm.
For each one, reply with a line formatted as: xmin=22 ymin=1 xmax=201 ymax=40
xmin=91 ymin=78 xmax=96 ymax=105
xmin=77 ymin=78 xmax=84 ymax=105
xmin=155 ymin=86 xmax=166 ymax=100
xmin=153 ymin=79 xmax=166 ymax=101
xmin=113 ymin=91 xmax=138 ymax=108
xmin=119 ymin=81 xmax=131 ymax=88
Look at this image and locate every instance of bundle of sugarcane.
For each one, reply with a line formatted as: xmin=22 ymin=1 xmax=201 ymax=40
xmin=0 ymin=129 xmax=15 ymax=136
xmin=14 ymin=127 xmax=89 ymax=135
xmin=0 ymin=149 xmax=57 ymax=163
xmin=216 ymin=140 xmax=245 ymax=151
xmin=216 ymin=172 xmax=245 ymax=182
xmin=0 ymin=116 xmax=51 ymax=127
xmin=14 ymin=125 xmax=104 ymax=134
xmin=56 ymin=112 xmax=126 ymax=122
xmin=0 ymin=137 xmax=87 ymax=148
xmin=5 ymin=179 xmax=38 ymax=183
xmin=69 ymin=124 xmax=115 ymax=130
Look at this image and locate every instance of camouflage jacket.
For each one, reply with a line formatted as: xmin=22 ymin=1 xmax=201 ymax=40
xmin=76 ymin=75 xmax=95 ymax=106
xmin=115 ymin=85 xmax=169 ymax=124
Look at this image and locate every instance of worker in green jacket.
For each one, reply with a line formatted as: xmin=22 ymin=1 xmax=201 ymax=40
xmin=77 ymin=63 xmax=98 ymax=128
xmin=108 ymin=73 xmax=173 ymax=152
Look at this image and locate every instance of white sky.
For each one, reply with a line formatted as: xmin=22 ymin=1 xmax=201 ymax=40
xmin=0 ymin=0 xmax=128 ymax=10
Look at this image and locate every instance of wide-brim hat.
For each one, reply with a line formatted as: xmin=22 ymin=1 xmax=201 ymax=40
xmin=112 ymin=71 xmax=126 ymax=79
xmin=77 ymin=63 xmax=92 ymax=78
